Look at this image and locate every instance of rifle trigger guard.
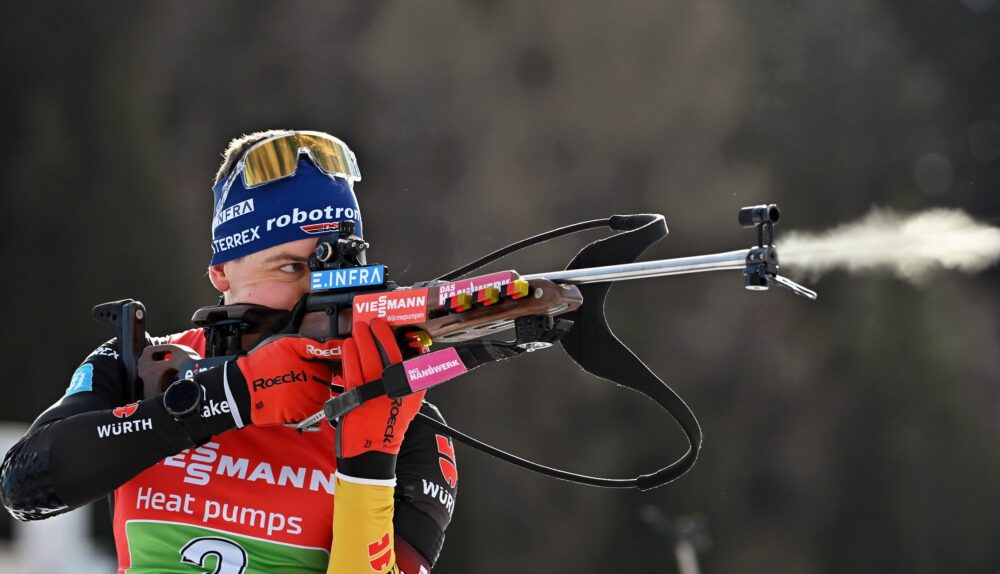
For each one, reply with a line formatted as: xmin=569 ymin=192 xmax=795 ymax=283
xmin=514 ymin=315 xmax=574 ymax=352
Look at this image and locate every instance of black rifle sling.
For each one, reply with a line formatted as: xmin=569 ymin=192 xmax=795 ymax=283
xmin=561 ymin=213 xmax=701 ymax=489
xmin=417 ymin=214 xmax=701 ymax=491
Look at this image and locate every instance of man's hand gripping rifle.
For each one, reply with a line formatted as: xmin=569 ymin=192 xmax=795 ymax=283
xmin=100 ymin=204 xmax=815 ymax=491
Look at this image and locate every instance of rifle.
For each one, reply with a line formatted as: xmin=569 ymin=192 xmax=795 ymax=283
xmin=99 ymin=204 xmax=815 ymax=490
xmin=92 ymin=299 xmax=147 ymax=403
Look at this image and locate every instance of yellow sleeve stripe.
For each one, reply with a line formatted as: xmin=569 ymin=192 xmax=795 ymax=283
xmin=328 ymin=475 xmax=400 ymax=574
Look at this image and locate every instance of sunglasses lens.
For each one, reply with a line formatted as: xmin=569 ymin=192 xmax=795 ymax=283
xmin=242 ymin=136 xmax=298 ymax=188
xmin=297 ymin=134 xmax=361 ymax=183
xmin=241 ymin=133 xmax=361 ymax=188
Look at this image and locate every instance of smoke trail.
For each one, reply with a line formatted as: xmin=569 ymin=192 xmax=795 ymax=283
xmin=779 ymin=208 xmax=1000 ymax=282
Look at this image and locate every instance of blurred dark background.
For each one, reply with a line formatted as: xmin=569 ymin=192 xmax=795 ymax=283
xmin=2 ymin=1 xmax=999 ymax=572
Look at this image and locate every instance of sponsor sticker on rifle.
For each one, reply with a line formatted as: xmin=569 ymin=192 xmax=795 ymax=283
xmin=402 ymin=347 xmax=468 ymax=391
xmin=437 ymin=271 xmax=515 ymax=306
xmin=353 ymin=289 xmax=429 ymax=324
xmin=310 ymin=264 xmax=386 ymax=291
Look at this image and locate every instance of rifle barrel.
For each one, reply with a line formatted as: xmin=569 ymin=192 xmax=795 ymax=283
xmin=521 ymin=249 xmax=750 ymax=284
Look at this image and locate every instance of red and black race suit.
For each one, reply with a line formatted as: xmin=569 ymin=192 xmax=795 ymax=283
xmin=0 ymin=329 xmax=457 ymax=573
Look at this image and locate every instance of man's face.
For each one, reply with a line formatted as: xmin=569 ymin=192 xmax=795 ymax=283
xmin=210 ymin=237 xmax=319 ymax=310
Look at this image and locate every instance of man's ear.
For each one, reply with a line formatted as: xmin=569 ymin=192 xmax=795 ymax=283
xmin=208 ymin=264 xmax=230 ymax=294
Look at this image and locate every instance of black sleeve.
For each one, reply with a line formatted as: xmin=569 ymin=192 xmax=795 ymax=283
xmin=0 ymin=338 xmax=241 ymax=521
xmin=393 ymin=401 xmax=458 ymax=567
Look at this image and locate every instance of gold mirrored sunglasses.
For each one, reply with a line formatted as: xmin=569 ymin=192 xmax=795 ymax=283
xmin=240 ymin=131 xmax=361 ymax=189
xmin=215 ymin=131 xmax=362 ymax=221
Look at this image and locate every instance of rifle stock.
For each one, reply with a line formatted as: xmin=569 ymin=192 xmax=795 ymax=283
xmin=298 ymin=276 xmax=582 ymax=343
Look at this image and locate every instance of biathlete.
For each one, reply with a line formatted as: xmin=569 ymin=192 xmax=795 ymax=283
xmin=1 ymin=130 xmax=458 ymax=573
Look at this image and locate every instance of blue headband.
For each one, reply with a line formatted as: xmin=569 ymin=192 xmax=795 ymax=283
xmin=210 ymin=159 xmax=363 ymax=266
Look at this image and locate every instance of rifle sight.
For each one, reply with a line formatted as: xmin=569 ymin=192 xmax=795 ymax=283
xmin=738 ymin=204 xmax=781 ymax=227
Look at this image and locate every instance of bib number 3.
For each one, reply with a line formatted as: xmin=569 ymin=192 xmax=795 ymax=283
xmin=180 ymin=537 xmax=249 ymax=574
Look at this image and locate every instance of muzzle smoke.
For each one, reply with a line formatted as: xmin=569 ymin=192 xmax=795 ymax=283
xmin=779 ymin=208 xmax=1000 ymax=282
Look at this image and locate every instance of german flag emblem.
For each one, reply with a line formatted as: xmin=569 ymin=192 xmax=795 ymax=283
xmin=301 ymin=221 xmax=341 ymax=234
